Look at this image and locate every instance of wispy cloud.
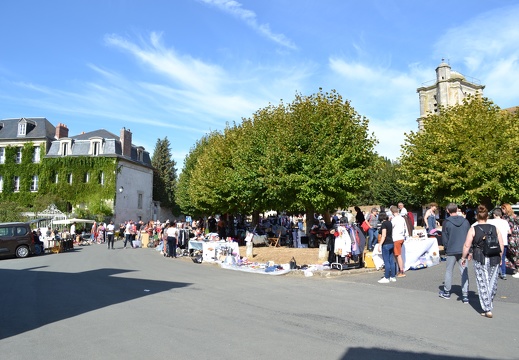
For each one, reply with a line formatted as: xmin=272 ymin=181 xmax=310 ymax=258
xmin=199 ymin=0 xmax=297 ymax=50
xmin=434 ymin=5 xmax=519 ymax=108
xmin=328 ymin=57 xmax=424 ymax=159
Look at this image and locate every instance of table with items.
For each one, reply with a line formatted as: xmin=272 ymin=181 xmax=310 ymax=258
xmin=188 ymin=240 xmax=240 ymax=263
xmin=370 ymin=236 xmax=440 ymax=271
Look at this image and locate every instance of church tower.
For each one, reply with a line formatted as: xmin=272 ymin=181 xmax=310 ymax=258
xmin=416 ymin=60 xmax=485 ymax=129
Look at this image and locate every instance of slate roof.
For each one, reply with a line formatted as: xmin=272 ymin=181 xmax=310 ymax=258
xmin=46 ymin=128 xmax=152 ymax=167
xmin=0 ymin=117 xmax=56 ymax=140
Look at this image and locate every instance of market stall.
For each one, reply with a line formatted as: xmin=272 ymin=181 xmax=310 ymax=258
xmin=188 ymin=239 xmax=240 ymax=263
xmin=402 ymin=237 xmax=440 ymax=271
xmin=370 ymin=236 xmax=441 ymax=271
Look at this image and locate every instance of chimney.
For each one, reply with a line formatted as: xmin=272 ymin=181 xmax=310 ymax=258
xmin=120 ymin=127 xmax=132 ymax=157
xmin=55 ymin=123 xmax=69 ymax=139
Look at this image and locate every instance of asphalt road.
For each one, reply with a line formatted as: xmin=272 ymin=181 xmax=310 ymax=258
xmin=1 ymin=241 xmax=518 ymax=360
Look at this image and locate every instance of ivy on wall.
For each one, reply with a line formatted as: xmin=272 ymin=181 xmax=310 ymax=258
xmin=0 ymin=142 xmax=119 ymax=214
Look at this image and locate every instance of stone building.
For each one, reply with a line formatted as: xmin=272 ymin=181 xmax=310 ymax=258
xmin=417 ymin=60 xmax=485 ymax=129
xmin=0 ymin=118 xmax=154 ymax=225
xmin=46 ymin=125 xmax=154 ymax=225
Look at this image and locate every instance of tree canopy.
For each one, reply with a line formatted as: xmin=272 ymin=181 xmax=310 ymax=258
xmin=176 ymin=89 xmax=378 ymax=216
xmin=399 ymin=96 xmax=519 ymax=206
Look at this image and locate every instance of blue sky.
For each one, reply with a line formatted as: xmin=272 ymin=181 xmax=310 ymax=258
xmin=1 ymin=0 xmax=518 ymax=167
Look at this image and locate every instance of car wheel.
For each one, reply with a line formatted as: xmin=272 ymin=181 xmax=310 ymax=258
xmin=16 ymin=245 xmax=30 ymax=258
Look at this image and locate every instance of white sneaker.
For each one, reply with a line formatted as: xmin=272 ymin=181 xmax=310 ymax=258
xmin=390 ymin=277 xmax=396 ymax=282
xmin=378 ymin=277 xmax=390 ymax=284
xmin=513 ymin=273 xmax=519 ymax=278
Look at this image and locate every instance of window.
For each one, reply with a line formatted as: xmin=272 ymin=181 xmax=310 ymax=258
xmin=18 ymin=123 xmax=26 ymax=136
xmin=31 ymin=175 xmax=39 ymax=191
xmin=15 ymin=147 xmax=22 ymax=164
xmin=99 ymin=172 xmax=105 ymax=185
xmin=67 ymin=173 xmax=73 ymax=184
xmin=137 ymin=147 xmax=144 ymax=162
xmin=33 ymin=146 xmax=40 ymax=163
xmin=138 ymin=193 xmax=143 ymax=209
xmin=0 ymin=176 xmax=3 ymax=192
xmin=0 ymin=148 xmax=4 ymax=164
xmin=62 ymin=143 xmax=68 ymax=156
xmin=13 ymin=176 xmax=20 ymax=192
xmin=93 ymin=142 xmax=100 ymax=156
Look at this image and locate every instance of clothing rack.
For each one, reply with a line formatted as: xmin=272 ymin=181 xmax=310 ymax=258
xmin=329 ymin=224 xmax=364 ymax=271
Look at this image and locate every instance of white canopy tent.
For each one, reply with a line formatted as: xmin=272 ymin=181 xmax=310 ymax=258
xmin=52 ymin=218 xmax=95 ymax=225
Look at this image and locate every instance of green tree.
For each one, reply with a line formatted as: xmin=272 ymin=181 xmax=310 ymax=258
xmin=176 ymin=135 xmax=211 ymax=216
xmin=359 ymin=157 xmax=423 ymax=208
xmin=0 ymin=201 xmax=29 ymax=222
xmin=400 ymin=96 xmax=519 ymax=206
xmin=151 ymin=137 xmax=178 ymax=212
xmin=275 ymin=90 xmax=378 ymax=214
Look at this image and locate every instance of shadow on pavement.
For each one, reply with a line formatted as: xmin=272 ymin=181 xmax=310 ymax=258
xmin=0 ymin=266 xmax=191 ymax=340
xmin=342 ymin=347 xmax=495 ymax=360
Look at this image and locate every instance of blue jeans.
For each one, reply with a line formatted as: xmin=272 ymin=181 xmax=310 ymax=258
xmin=124 ymin=233 xmax=132 ymax=248
xmin=382 ymin=243 xmax=396 ymax=279
xmin=501 ymin=246 xmax=508 ymax=276
xmin=167 ymin=236 xmax=177 ymax=257
xmin=368 ymin=228 xmax=378 ymax=249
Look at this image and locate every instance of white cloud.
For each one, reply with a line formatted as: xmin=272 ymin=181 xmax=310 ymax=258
xmin=434 ymin=5 xmax=519 ymax=108
xmin=328 ymin=57 xmax=424 ymax=159
xmin=199 ymin=0 xmax=297 ymax=50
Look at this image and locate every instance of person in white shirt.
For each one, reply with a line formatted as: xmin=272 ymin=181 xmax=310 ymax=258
xmin=106 ymin=221 xmax=115 ymax=249
xmin=488 ymin=208 xmax=511 ymax=280
xmin=70 ymin=222 xmax=76 ymax=242
xmin=391 ymin=205 xmax=407 ymax=277
xmin=398 ymin=202 xmax=408 ymax=216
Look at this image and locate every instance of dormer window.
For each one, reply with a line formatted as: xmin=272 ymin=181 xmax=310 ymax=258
xmin=18 ymin=123 xmax=26 ymax=136
xmin=60 ymin=139 xmax=73 ymax=156
xmin=136 ymin=147 xmax=144 ymax=162
xmin=17 ymin=118 xmax=36 ymax=137
xmin=89 ymin=138 xmax=103 ymax=156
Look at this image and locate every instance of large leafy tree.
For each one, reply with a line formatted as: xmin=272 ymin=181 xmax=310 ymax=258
xmin=400 ymin=96 xmax=519 ymax=206
xmin=359 ymin=157 xmax=423 ymax=208
xmin=151 ymin=137 xmax=178 ymax=212
xmin=178 ymin=89 xmax=377 ymax=219
xmin=277 ymin=90 xmax=378 ymax=213
xmin=176 ymin=135 xmax=211 ymax=216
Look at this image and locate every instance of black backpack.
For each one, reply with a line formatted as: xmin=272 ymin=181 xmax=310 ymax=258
xmin=477 ymin=225 xmax=500 ymax=257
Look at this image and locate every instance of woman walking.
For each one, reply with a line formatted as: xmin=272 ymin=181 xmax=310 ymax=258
xmin=377 ymin=212 xmax=396 ymax=283
xmin=461 ymin=205 xmax=504 ymax=318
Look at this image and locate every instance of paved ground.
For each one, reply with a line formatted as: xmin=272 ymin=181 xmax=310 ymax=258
xmin=1 ymin=241 xmax=518 ymax=360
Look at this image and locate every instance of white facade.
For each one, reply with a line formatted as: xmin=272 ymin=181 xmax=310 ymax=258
xmin=114 ymin=159 xmax=154 ymax=225
xmin=417 ymin=61 xmax=485 ymax=129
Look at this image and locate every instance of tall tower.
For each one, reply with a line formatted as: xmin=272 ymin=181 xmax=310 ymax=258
xmin=416 ymin=60 xmax=485 ymax=129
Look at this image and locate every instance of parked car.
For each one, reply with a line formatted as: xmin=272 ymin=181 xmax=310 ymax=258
xmin=0 ymin=222 xmax=37 ymax=259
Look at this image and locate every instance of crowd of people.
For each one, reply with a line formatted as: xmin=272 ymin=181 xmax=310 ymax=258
xmin=367 ymin=200 xmax=516 ymax=319
xmin=53 ymin=202 xmax=519 ymax=318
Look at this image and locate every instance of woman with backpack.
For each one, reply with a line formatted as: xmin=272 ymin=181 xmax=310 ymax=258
xmin=461 ymin=205 xmax=504 ymax=318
